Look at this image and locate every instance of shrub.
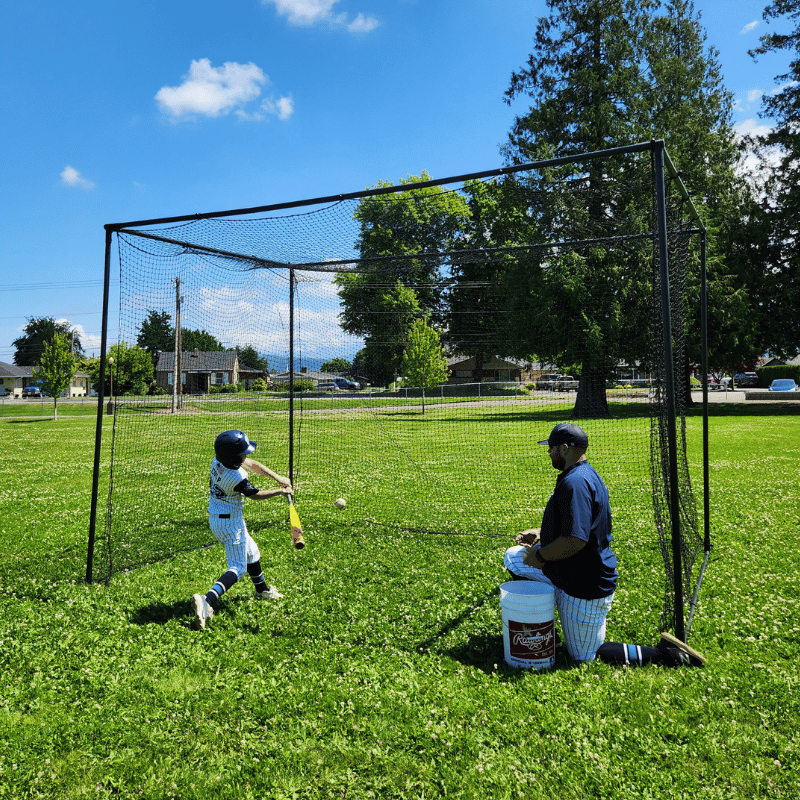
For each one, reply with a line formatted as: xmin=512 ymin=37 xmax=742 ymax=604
xmin=758 ymin=365 xmax=800 ymax=384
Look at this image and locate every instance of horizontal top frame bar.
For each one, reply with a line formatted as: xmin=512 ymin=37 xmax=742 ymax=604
xmin=106 ymin=140 xmax=704 ymax=233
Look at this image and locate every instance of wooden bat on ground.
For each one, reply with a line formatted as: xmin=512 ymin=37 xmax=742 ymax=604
xmin=286 ymin=494 xmax=305 ymax=549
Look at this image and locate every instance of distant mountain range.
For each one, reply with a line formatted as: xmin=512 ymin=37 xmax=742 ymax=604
xmin=262 ymin=354 xmax=327 ymax=373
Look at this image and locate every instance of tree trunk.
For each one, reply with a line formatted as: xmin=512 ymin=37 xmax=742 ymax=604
xmin=572 ymin=366 xmax=610 ymax=419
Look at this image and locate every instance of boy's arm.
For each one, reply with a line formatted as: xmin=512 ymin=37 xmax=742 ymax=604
xmin=250 ymin=485 xmax=293 ymax=501
xmin=242 ymin=457 xmax=292 ymax=488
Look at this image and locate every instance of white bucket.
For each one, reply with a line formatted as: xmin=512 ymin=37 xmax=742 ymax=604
xmin=499 ymin=581 xmax=556 ymax=670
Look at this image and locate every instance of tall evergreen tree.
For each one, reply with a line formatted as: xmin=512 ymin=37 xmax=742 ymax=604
xmin=644 ymin=0 xmax=761 ymax=378
xmin=502 ymin=0 xmax=656 ymax=417
xmin=501 ymin=0 xmax=752 ymax=415
xmin=748 ymin=0 xmax=800 ymax=356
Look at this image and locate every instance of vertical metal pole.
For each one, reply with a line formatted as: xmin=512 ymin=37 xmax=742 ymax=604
xmin=288 ymin=268 xmax=295 ymax=486
xmin=654 ymin=141 xmax=686 ymax=640
xmin=700 ymin=231 xmax=711 ymax=553
xmin=173 ymin=278 xmax=182 ymax=411
xmin=87 ymin=228 xmax=113 ymax=582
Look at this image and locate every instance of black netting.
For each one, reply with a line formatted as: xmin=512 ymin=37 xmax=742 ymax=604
xmin=91 ymin=145 xmax=704 ymax=634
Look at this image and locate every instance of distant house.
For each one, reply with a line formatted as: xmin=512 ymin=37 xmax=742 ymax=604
xmin=447 ymin=354 xmax=541 ymax=384
xmin=155 ymin=350 xmax=265 ymax=394
xmin=763 ymin=354 xmax=800 ymax=368
xmin=0 ymin=361 xmax=90 ymax=398
xmin=0 ymin=362 xmax=32 ymax=397
xmin=270 ymin=367 xmax=342 ymax=386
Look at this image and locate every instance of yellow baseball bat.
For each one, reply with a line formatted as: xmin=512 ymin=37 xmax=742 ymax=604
xmin=286 ymin=494 xmax=305 ymax=549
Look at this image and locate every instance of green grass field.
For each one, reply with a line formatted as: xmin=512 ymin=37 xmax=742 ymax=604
xmin=0 ymin=400 xmax=798 ymax=799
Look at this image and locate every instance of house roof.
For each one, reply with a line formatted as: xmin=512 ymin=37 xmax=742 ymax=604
xmin=446 ymin=354 xmax=537 ymax=369
xmin=0 ymin=361 xmax=34 ymax=378
xmin=156 ymin=351 xmax=238 ymax=373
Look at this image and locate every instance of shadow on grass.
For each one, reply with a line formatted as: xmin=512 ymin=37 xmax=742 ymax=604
xmin=131 ymin=598 xmax=195 ymax=625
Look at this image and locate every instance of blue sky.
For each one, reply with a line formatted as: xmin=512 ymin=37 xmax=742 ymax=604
xmin=0 ymin=0 xmax=793 ymax=362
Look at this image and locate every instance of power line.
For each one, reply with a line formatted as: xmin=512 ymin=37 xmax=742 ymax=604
xmin=0 ymin=279 xmax=116 ymax=293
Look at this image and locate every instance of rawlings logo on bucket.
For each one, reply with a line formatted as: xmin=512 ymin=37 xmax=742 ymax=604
xmin=508 ymin=619 xmax=555 ymax=660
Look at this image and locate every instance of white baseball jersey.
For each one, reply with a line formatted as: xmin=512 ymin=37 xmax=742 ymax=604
xmin=208 ymin=458 xmax=258 ymax=517
xmin=208 ymin=458 xmax=261 ymax=577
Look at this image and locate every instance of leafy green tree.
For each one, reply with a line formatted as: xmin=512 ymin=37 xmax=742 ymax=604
xmin=35 ymin=333 xmax=77 ymax=420
xmin=87 ymin=343 xmax=155 ymax=396
xmin=181 ymin=329 xmax=225 ymax=352
xmin=137 ymin=310 xmax=174 ymax=364
xmin=401 ymin=318 xmax=450 ymax=413
xmin=12 ymin=316 xmax=84 ymax=366
xmin=339 ymin=279 xmax=423 ymax=388
xmin=337 ymin=173 xmax=470 ymax=388
xmin=747 ymin=0 xmax=800 ymax=357
xmin=236 ymin=344 xmax=269 ymax=372
xmin=320 ymin=358 xmax=352 ymax=373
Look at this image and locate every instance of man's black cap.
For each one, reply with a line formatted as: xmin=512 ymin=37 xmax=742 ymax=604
xmin=538 ymin=423 xmax=589 ymax=448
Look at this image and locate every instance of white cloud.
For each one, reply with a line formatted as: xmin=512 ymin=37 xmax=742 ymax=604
xmin=747 ymin=89 xmax=763 ymax=103
xmin=263 ymin=0 xmax=379 ymax=32
xmin=264 ymin=95 xmax=295 ymax=121
xmin=770 ymin=80 xmax=799 ymax=96
xmin=347 ymin=12 xmax=380 ymax=33
xmin=155 ymin=59 xmax=269 ymax=120
xmin=734 ymin=118 xmax=782 ymax=188
xmin=740 ymin=20 xmax=758 ymax=34
xmin=736 ymin=118 xmax=772 ymax=139
xmin=60 ymin=166 xmax=95 ymax=189
xmin=267 ymin=0 xmax=338 ymax=25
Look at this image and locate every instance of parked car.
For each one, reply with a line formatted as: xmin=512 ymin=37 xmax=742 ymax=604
xmin=333 ymin=377 xmax=359 ymax=390
xmin=554 ymin=375 xmax=578 ymax=392
xmin=22 ymin=385 xmax=44 ymax=398
xmin=317 ymin=382 xmax=339 ymax=391
xmin=768 ymin=379 xmax=799 ymax=392
xmin=535 ymin=374 xmax=561 ymax=390
xmin=734 ymin=372 xmax=759 ymax=387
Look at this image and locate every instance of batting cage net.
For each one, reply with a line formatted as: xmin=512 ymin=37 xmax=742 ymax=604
xmin=90 ymin=141 xmax=707 ymax=635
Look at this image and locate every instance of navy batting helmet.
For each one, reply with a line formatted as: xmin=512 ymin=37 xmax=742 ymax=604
xmin=214 ymin=430 xmax=257 ymax=467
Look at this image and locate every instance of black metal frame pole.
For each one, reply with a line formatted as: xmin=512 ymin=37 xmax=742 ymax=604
xmin=700 ymin=231 xmax=711 ymax=553
xmin=687 ymin=230 xmax=712 ymax=637
xmin=288 ymin=268 xmax=295 ymax=486
xmin=86 ymin=229 xmax=113 ymax=583
xmin=653 ymin=141 xmax=686 ymax=640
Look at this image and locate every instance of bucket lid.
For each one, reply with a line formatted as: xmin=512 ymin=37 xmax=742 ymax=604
xmin=499 ymin=581 xmax=555 ymax=601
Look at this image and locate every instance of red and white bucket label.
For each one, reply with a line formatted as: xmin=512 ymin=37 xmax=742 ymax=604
xmin=507 ymin=619 xmax=556 ymax=662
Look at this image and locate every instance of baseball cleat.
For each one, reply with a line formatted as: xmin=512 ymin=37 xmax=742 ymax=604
xmin=255 ymin=585 xmax=284 ymax=600
xmin=658 ymin=631 xmax=706 ymax=667
xmin=191 ymin=593 xmax=214 ymax=630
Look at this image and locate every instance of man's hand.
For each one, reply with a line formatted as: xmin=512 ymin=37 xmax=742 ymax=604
xmin=522 ymin=547 xmax=545 ymax=568
xmin=515 ymin=528 xmax=541 ymax=547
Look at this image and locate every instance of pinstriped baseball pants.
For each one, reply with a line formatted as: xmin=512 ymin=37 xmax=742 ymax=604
xmin=504 ymin=545 xmax=614 ymax=662
xmin=210 ymin=513 xmax=261 ymax=578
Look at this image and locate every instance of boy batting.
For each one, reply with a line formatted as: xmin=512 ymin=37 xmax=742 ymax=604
xmin=192 ymin=429 xmax=293 ymax=630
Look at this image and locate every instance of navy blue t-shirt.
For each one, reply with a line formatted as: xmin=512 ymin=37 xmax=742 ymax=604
xmin=540 ymin=460 xmax=618 ymax=600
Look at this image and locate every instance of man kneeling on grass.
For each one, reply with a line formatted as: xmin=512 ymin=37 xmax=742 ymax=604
xmin=503 ymin=423 xmax=705 ymax=668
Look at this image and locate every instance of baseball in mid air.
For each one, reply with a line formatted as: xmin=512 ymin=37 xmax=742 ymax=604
xmin=335 ymin=498 xmax=347 ymax=509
